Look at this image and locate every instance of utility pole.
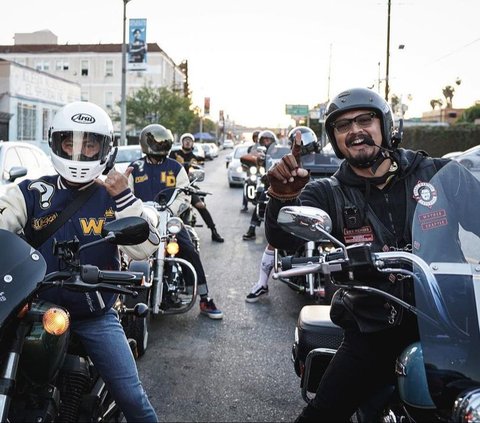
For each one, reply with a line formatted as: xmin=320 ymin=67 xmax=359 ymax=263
xmin=385 ymin=0 xmax=391 ymax=102
xmin=120 ymin=0 xmax=131 ymax=146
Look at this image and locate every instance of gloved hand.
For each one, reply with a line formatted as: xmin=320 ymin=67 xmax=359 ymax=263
xmin=267 ymin=131 xmax=309 ymax=200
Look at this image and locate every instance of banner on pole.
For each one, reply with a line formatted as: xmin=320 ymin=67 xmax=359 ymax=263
xmin=128 ymin=19 xmax=147 ymax=71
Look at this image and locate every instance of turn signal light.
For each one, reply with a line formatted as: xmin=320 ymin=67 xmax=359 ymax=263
xmin=43 ymin=307 xmax=70 ymax=335
xmin=166 ymin=241 xmax=180 ymax=256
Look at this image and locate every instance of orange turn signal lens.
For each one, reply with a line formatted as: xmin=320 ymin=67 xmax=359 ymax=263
xmin=166 ymin=241 xmax=180 ymax=256
xmin=43 ymin=308 xmax=70 ymax=335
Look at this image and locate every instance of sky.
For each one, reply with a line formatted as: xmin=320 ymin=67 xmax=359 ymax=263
xmin=1 ymin=0 xmax=479 ymax=128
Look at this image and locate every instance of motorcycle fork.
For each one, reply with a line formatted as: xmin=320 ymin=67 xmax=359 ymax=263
xmin=305 ymin=241 xmax=315 ymax=296
xmin=151 ymin=239 xmax=166 ymax=315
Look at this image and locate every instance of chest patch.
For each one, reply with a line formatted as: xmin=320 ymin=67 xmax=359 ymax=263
xmin=343 ymin=225 xmax=374 ymax=244
xmin=418 ymin=209 xmax=448 ymax=231
xmin=413 ymin=181 xmax=437 ymax=207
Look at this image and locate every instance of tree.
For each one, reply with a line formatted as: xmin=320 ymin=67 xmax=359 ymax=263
xmin=112 ymin=86 xmax=197 ymax=136
xmin=430 ymin=99 xmax=443 ymax=110
xmin=457 ymin=104 xmax=480 ymax=124
xmin=442 ymin=85 xmax=455 ymax=108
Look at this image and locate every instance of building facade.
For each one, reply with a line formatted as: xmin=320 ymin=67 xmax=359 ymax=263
xmin=0 ymin=30 xmax=186 ymax=145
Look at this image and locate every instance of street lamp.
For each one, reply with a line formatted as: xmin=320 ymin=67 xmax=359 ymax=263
xmin=120 ymin=0 xmax=132 ymax=146
xmin=384 ymin=0 xmax=391 ymax=102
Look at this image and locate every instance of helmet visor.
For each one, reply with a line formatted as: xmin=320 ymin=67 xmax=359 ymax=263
xmin=51 ymin=131 xmax=111 ymax=162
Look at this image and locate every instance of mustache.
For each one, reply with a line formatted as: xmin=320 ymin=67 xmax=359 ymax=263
xmin=345 ymin=135 xmax=376 ymax=148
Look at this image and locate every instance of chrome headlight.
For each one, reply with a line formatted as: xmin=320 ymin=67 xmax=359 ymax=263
xmin=249 ymin=175 xmax=257 ymax=182
xmin=167 ymin=217 xmax=183 ymax=234
xmin=249 ymin=166 xmax=258 ymax=175
xmin=259 ymin=166 xmax=266 ymax=176
xmin=453 ymin=388 xmax=480 ymax=422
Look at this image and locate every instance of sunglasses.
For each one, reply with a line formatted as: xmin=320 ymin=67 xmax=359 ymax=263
xmin=331 ymin=112 xmax=376 ymax=134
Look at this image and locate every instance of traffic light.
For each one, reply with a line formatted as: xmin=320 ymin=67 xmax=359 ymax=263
xmin=204 ymin=97 xmax=210 ymax=115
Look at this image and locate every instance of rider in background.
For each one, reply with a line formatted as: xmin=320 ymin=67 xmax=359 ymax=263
xmin=169 ymin=133 xmax=224 ymax=243
xmin=240 ymin=130 xmax=261 ymax=213
xmin=128 ymin=124 xmax=223 ymax=319
xmin=245 ymin=126 xmax=318 ymax=303
xmin=242 ymin=130 xmax=278 ymax=241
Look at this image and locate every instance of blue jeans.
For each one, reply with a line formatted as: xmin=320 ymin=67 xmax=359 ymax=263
xmin=71 ymin=308 xmax=158 ymax=422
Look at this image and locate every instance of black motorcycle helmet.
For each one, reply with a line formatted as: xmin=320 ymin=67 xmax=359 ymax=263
xmin=139 ymin=124 xmax=174 ymax=158
xmin=324 ymin=88 xmax=397 ymax=160
xmin=258 ymin=130 xmax=278 ymax=149
xmin=287 ymin=126 xmax=319 ymax=155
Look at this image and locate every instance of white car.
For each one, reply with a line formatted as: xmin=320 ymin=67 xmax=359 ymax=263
xmin=223 ymin=139 xmax=235 ymax=149
xmin=0 ymin=141 xmax=55 ymax=195
xmin=227 ymin=143 xmax=253 ymax=187
xmin=113 ymin=144 xmax=143 ymax=174
xmin=170 ymin=143 xmax=205 ymax=160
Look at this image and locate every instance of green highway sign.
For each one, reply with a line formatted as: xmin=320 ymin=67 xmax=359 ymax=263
xmin=285 ymin=104 xmax=309 ymax=116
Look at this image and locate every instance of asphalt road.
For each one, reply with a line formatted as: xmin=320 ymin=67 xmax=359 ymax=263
xmin=136 ymin=146 xmax=312 ymax=422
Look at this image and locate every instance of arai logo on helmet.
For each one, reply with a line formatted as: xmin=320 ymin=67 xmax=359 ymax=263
xmin=71 ymin=113 xmax=96 ymax=124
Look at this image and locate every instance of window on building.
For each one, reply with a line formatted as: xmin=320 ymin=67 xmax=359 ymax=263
xmin=63 ymin=61 xmax=69 ymax=71
xmin=105 ymin=92 xmax=114 ymax=109
xmin=17 ymin=103 xmax=37 ymax=141
xmin=35 ymin=61 xmax=50 ymax=71
xmin=55 ymin=60 xmax=63 ymax=71
xmin=81 ymin=60 xmax=89 ymax=76
xmin=105 ymin=60 xmax=114 ymax=77
xmin=81 ymin=91 xmax=89 ymax=101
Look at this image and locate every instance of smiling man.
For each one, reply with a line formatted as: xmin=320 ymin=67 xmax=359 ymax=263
xmin=264 ymin=87 xmax=452 ymax=421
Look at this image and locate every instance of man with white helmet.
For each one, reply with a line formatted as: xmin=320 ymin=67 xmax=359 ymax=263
xmin=169 ymin=132 xmax=224 ymax=242
xmin=0 ymin=101 xmax=159 ymax=422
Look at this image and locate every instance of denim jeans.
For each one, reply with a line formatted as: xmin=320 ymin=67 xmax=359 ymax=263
xmin=71 ymin=308 xmax=158 ymax=422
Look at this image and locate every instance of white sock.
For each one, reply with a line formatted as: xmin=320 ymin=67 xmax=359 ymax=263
xmin=251 ymin=248 xmax=275 ymax=292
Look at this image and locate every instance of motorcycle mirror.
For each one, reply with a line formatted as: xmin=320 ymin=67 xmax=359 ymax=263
xmin=101 ymin=216 xmax=150 ymax=245
xmin=278 ymin=206 xmax=333 ymax=241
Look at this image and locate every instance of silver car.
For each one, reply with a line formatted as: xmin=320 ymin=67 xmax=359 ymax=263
xmin=227 ymin=143 xmax=253 ymax=187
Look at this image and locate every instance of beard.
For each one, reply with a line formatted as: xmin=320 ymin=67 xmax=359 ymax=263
xmin=343 ymin=134 xmax=382 ymax=168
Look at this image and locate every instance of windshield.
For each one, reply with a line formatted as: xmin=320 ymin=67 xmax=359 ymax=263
xmin=0 ymin=230 xmax=46 ymax=329
xmin=234 ymin=146 xmax=250 ymax=159
xmin=411 ymin=161 xmax=480 ymax=408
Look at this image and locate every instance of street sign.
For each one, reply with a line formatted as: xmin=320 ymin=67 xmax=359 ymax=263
xmin=285 ymin=104 xmax=309 ymax=116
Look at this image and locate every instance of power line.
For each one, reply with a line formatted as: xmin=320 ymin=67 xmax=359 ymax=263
xmin=427 ymin=37 xmax=480 ymax=65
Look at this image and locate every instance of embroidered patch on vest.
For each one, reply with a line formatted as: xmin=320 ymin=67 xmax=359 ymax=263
xmin=343 ymin=225 xmax=374 ymax=243
xmin=413 ymin=181 xmax=437 ymax=207
xmin=418 ymin=209 xmax=448 ymax=231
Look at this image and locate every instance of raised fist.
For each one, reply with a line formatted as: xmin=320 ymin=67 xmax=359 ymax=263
xmin=267 ymin=130 xmax=309 ymax=200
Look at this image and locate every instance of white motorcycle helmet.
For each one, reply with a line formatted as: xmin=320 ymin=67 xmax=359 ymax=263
xmin=49 ymin=101 xmax=114 ymax=183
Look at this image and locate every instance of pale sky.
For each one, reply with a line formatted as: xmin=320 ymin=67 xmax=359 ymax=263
xmin=1 ymin=0 xmax=479 ymax=128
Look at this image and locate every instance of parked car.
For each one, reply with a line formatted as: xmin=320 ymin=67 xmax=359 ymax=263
xmin=223 ymin=139 xmax=235 ymax=149
xmin=200 ymin=143 xmax=219 ymax=160
xmin=114 ymin=144 xmax=143 ymax=174
xmin=0 ymin=141 xmax=55 ymax=195
xmin=453 ymin=145 xmax=480 ymax=170
xmin=227 ymin=143 xmax=253 ymax=187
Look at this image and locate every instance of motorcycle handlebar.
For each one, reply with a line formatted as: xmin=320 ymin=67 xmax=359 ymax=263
xmin=81 ymin=265 xmax=144 ymax=285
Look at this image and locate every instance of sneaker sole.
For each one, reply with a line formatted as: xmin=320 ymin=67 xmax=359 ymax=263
xmin=201 ymin=311 xmax=223 ymax=320
xmin=245 ymin=293 xmax=268 ymax=303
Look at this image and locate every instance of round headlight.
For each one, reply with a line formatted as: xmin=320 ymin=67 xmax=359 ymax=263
xmin=236 ymin=166 xmax=243 ymax=173
xmin=167 ymin=217 xmax=183 ymax=234
xmin=249 ymin=166 xmax=258 ymax=175
xmin=259 ymin=166 xmax=266 ymax=175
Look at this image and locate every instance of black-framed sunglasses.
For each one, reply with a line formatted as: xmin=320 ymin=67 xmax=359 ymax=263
xmin=331 ymin=112 xmax=377 ymax=134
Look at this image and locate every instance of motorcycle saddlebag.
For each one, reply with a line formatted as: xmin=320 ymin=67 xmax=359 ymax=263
xmin=295 ymin=305 xmax=344 ymax=398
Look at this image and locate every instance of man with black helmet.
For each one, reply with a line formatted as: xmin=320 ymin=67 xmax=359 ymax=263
xmin=265 ymin=87 xmax=450 ymax=421
xmin=127 ymin=124 xmax=223 ymax=320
